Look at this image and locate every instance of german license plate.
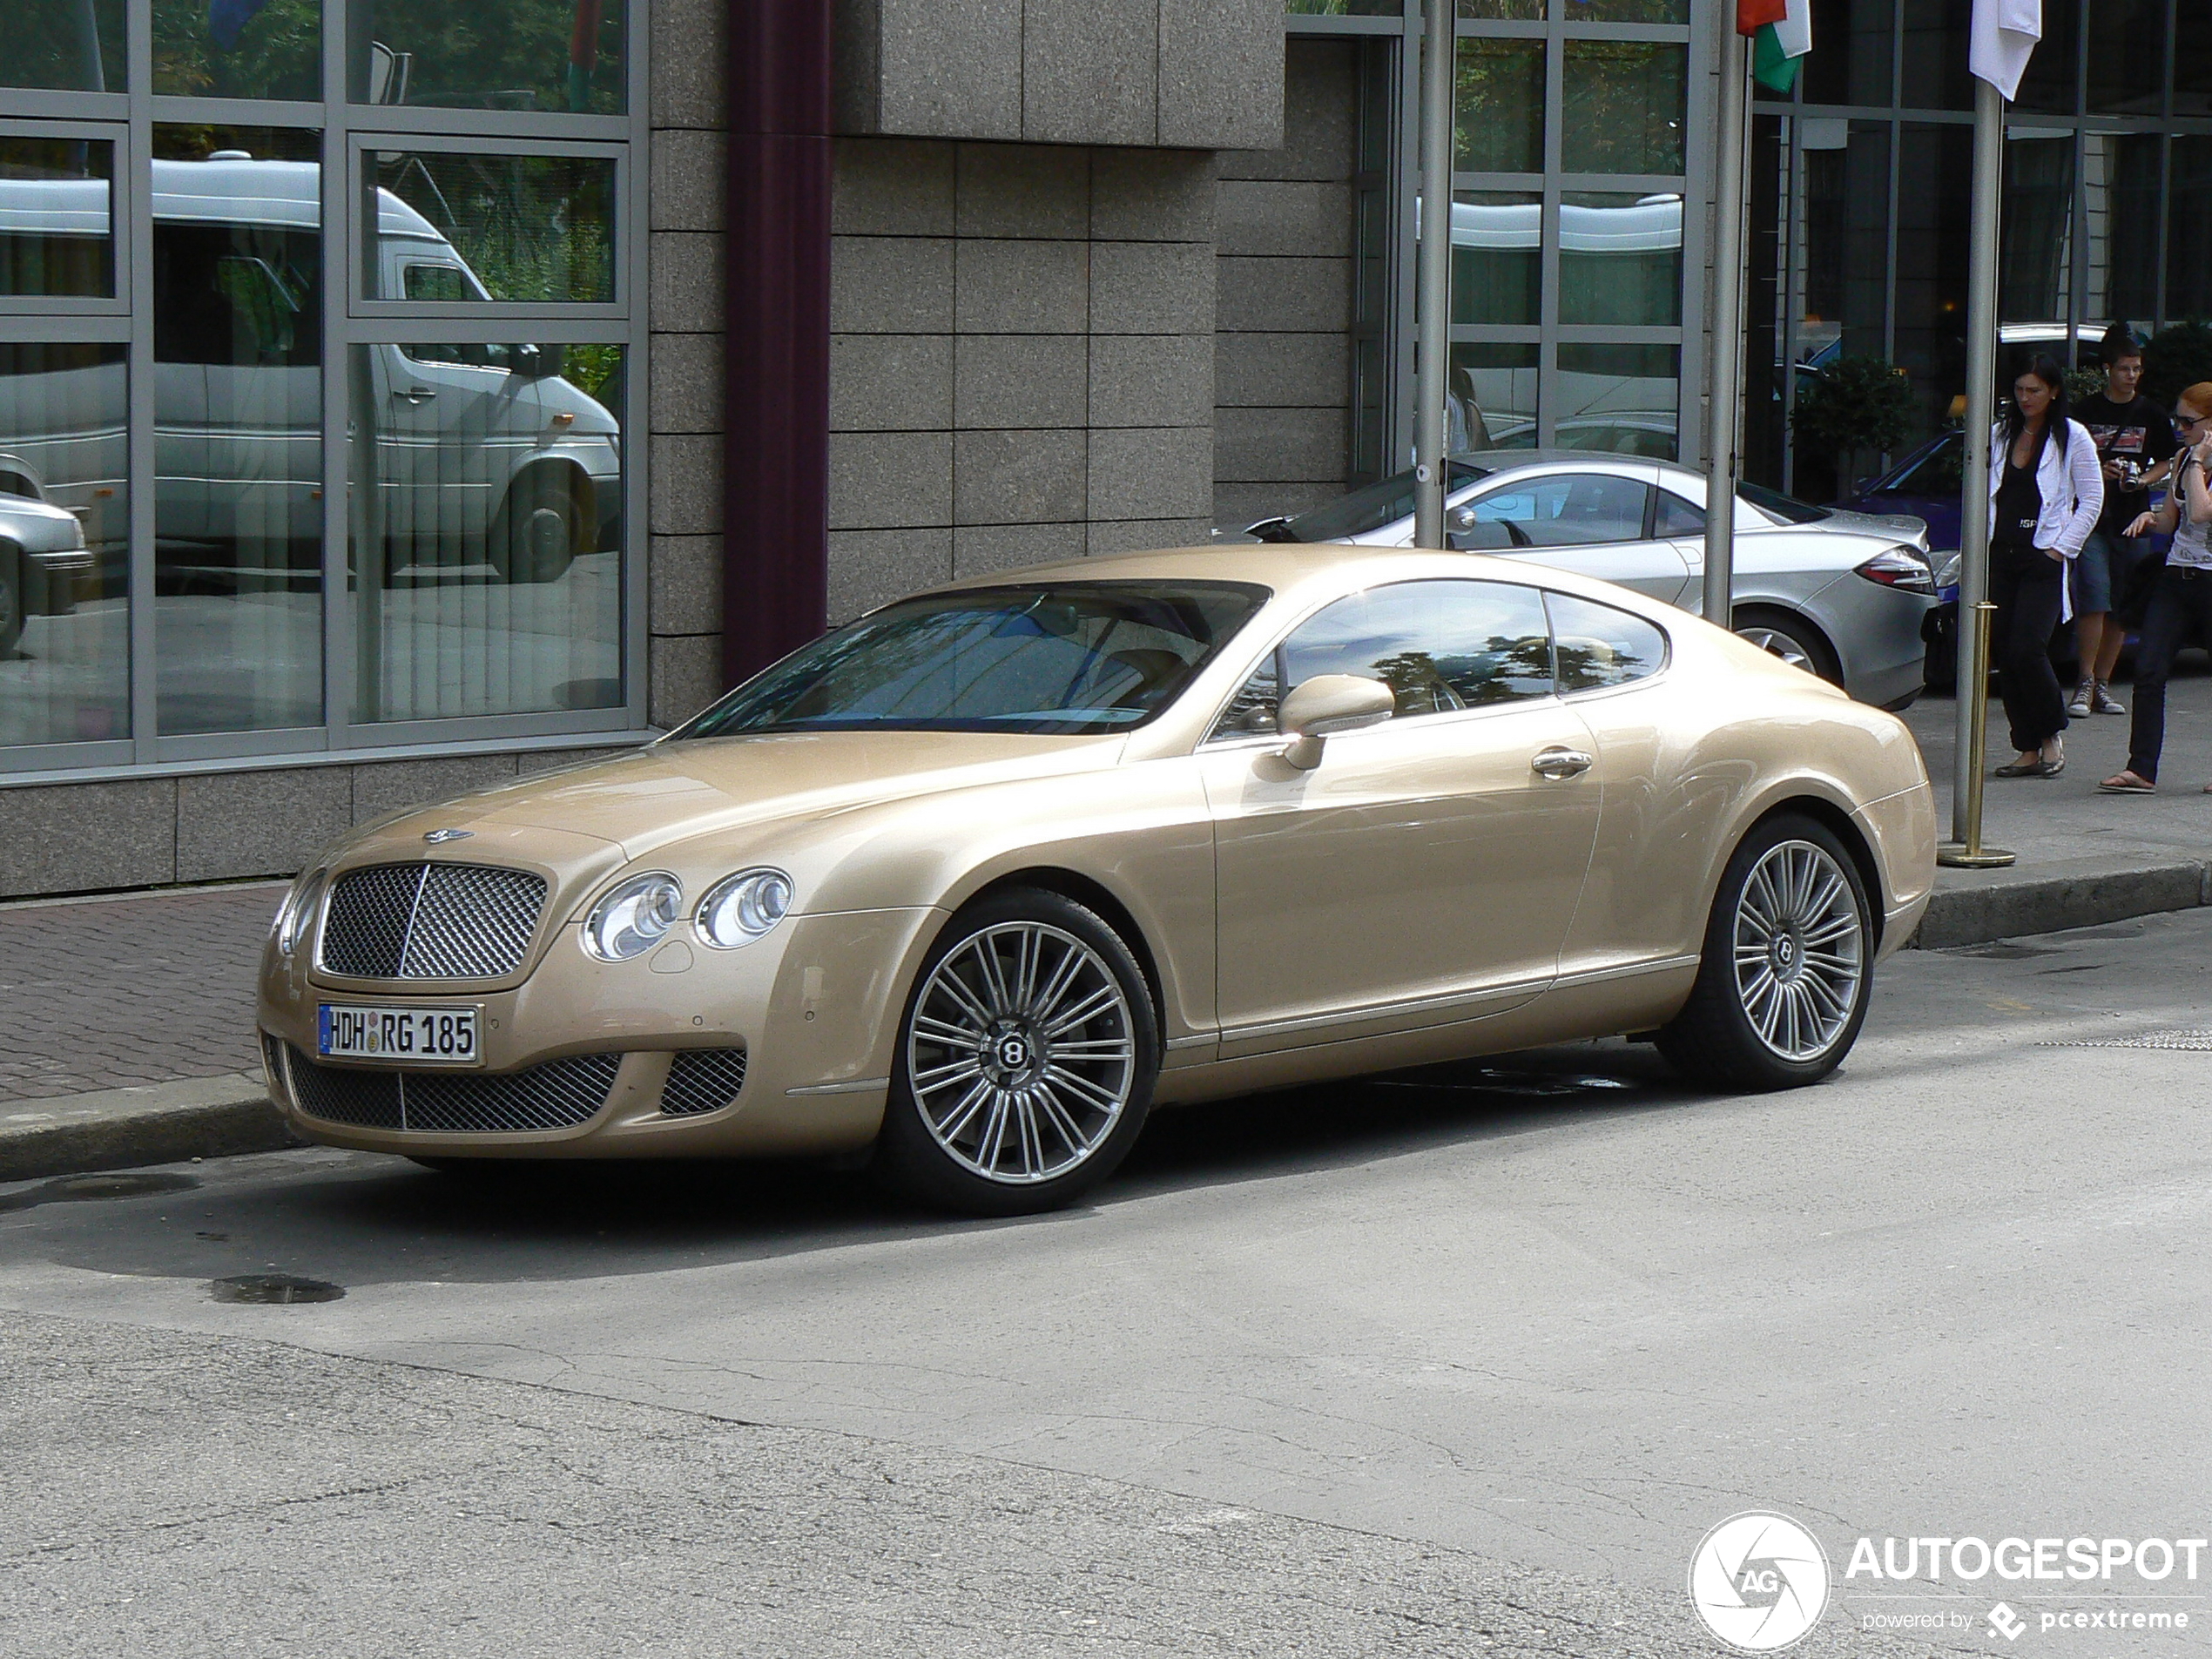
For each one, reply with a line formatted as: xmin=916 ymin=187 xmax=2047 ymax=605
xmin=318 ymin=1004 xmax=479 ymax=1064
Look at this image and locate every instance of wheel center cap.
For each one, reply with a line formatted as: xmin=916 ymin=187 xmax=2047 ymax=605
xmin=981 ymin=1022 xmax=1041 ymax=1083
xmin=1771 ymin=931 xmax=1800 ymax=978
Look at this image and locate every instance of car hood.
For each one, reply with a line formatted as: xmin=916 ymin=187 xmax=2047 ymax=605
xmin=341 ymin=729 xmax=1130 ymax=868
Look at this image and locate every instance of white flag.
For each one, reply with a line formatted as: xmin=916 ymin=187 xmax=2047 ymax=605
xmin=1970 ymin=0 xmax=2040 ymax=99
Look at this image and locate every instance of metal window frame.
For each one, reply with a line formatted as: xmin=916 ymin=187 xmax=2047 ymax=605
xmin=0 ymin=118 xmax=134 ymax=318
xmin=345 ymin=132 xmax=630 ymax=320
xmin=1310 ymin=0 xmax=1696 ymax=466
xmin=0 ymin=0 xmax=650 ymax=786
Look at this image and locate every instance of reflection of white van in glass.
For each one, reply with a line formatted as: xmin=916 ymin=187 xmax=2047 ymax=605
xmin=0 ymin=158 xmax=622 ymax=587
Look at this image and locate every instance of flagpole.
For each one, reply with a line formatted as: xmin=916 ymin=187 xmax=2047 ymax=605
xmin=1940 ymin=72 xmax=2016 ymax=867
xmin=1413 ymin=0 xmax=1454 ymax=550
xmin=1703 ymin=16 xmax=1749 ymax=628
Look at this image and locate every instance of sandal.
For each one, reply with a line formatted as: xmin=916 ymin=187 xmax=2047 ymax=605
xmin=2099 ymin=772 xmax=2155 ymax=794
xmin=1993 ymin=759 xmax=2045 ymax=778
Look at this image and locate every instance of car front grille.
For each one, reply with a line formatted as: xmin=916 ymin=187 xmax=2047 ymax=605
xmin=281 ymin=1045 xmax=623 ymax=1133
xmin=320 ymin=861 xmax=548 ymax=980
xmin=659 ymin=1048 xmax=749 ymax=1116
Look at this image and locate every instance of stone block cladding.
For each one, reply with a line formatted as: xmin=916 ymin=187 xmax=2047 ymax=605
xmin=826 ymin=138 xmax=1218 ymax=624
xmin=1213 ymin=39 xmax=1362 ymax=535
xmin=646 ymin=0 xmax=732 ymax=726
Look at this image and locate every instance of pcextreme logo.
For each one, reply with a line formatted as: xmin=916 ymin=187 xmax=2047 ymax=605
xmin=1689 ymin=1511 xmax=1832 ymax=1652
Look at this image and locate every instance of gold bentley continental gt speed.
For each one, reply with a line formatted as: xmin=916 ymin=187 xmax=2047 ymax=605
xmin=259 ymin=545 xmax=1937 ymax=1214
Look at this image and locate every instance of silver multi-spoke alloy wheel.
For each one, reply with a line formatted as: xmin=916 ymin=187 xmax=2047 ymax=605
xmin=906 ymin=920 xmax=1138 ymax=1185
xmin=1731 ymin=839 xmax=1865 ymax=1061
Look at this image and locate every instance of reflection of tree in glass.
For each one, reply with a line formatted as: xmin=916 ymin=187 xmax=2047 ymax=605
xmin=16 ymin=0 xmax=125 ymax=92
xmin=154 ymin=0 xmax=320 ymax=100
xmin=360 ymin=0 xmax=625 ymax=114
xmin=380 ymin=152 xmax=613 ymax=305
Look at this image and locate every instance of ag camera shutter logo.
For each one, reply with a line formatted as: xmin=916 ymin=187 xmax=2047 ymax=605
xmin=1689 ymin=1511 xmax=1831 ymax=1651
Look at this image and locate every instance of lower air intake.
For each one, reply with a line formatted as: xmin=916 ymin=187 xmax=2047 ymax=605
xmin=660 ymin=1048 xmax=749 ymax=1116
xmin=285 ymin=1046 xmax=623 ymax=1133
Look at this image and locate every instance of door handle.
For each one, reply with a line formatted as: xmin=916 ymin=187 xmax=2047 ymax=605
xmin=1532 ymin=746 xmax=1594 ymax=779
xmin=395 ymin=386 xmax=437 ymax=403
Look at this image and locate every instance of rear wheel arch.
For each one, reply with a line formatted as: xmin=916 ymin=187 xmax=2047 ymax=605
xmin=1740 ymin=794 xmax=1886 ymax=953
xmin=1731 ymin=603 xmax=1842 ymax=685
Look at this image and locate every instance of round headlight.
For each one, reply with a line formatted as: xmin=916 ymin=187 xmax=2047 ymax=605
xmin=274 ymin=870 xmax=324 ymax=957
xmin=694 ymin=867 xmax=793 ymax=948
xmin=582 ymin=873 xmax=683 ymax=961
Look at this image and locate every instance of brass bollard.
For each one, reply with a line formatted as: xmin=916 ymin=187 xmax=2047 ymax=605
xmin=1938 ymin=600 xmax=2017 ymax=869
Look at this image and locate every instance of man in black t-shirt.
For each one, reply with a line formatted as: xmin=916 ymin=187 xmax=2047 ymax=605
xmin=2070 ymin=327 xmax=2180 ymax=717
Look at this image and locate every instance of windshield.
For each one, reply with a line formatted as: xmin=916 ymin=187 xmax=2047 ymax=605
xmin=671 ymin=582 xmax=1271 ymax=738
xmin=1737 ymin=480 xmax=1831 ymax=524
xmin=1271 ymin=460 xmax=1491 ymax=543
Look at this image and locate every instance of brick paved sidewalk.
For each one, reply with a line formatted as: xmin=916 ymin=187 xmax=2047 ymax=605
xmin=0 ymin=885 xmax=279 ymax=1103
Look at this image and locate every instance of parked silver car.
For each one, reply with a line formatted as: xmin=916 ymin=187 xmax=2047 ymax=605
xmin=0 ymin=490 xmax=92 ymax=657
xmin=1239 ymin=451 xmax=1934 ymax=710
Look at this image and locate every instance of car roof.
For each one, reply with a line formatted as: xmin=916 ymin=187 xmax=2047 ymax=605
xmin=1458 ymin=448 xmax=1702 ymax=484
xmin=912 ymin=542 xmax=1687 ymax=623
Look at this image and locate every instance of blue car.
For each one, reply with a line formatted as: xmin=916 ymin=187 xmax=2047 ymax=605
xmin=1833 ymin=433 xmax=1964 ymax=687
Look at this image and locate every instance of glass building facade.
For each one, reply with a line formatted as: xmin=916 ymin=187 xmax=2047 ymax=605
xmin=1749 ymin=0 xmax=2212 ymax=500
xmin=2 ymin=0 xmax=644 ymax=775
xmin=1293 ymin=0 xmax=2211 ymax=511
xmin=1290 ymin=0 xmax=1702 ymax=475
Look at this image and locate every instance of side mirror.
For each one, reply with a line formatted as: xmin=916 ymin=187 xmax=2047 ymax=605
xmin=1276 ymin=673 xmax=1394 ymax=770
xmin=514 ymin=342 xmax=565 ymax=379
xmin=1447 ymin=505 xmax=1477 ymax=531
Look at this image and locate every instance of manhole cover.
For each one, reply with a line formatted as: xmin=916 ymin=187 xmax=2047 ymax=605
xmin=209 ymin=1274 xmax=346 ymax=1305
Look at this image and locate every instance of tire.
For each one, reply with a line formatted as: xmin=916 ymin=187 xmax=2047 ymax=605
xmin=489 ymin=469 xmax=589 ymax=584
xmin=1657 ymin=813 xmax=1874 ymax=1091
xmin=872 ymin=888 xmax=1160 ymax=1217
xmin=1733 ymin=607 xmax=1840 ymax=685
xmin=0 ymin=545 xmax=22 ymax=657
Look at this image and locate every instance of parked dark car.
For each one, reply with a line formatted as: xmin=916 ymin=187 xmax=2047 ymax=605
xmin=1833 ymin=433 xmax=1964 ymax=688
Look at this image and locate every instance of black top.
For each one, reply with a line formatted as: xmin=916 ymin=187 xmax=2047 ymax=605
xmin=2076 ymin=392 xmax=2180 ymax=536
xmin=1993 ymin=444 xmax=2043 ymax=549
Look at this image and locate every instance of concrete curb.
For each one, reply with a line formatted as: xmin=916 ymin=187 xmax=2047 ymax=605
xmin=1912 ymin=855 xmax=2212 ymax=950
xmin=0 ymin=1073 xmax=295 ymax=1184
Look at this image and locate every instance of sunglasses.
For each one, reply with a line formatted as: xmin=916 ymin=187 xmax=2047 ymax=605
xmin=2181 ymin=415 xmax=2208 ymax=430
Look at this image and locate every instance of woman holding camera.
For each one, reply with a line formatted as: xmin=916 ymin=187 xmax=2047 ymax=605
xmin=2098 ymin=382 xmax=2212 ymax=794
xmin=1989 ymin=356 xmax=2104 ymax=779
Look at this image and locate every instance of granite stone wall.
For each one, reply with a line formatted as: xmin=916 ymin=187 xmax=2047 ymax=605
xmin=644 ymin=0 xmax=731 ymax=727
xmin=1212 ymin=38 xmax=1363 ymax=534
xmin=831 ymin=0 xmax=1282 ymax=152
xmin=825 ymin=138 xmax=1219 ymax=623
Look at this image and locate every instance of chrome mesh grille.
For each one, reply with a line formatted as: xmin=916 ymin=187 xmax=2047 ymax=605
xmin=660 ymin=1048 xmax=749 ymax=1116
xmin=286 ymin=1046 xmax=402 ymax=1129
xmin=285 ymin=1045 xmax=620 ymax=1133
xmin=320 ymin=862 xmax=548 ymax=980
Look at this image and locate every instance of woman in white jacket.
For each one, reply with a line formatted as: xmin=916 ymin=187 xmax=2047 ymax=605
xmin=1987 ymin=356 xmax=2104 ymax=779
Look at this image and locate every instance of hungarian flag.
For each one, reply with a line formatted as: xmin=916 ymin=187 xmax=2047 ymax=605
xmin=1740 ymin=0 xmax=1811 ymax=93
xmin=1970 ymin=0 xmax=2040 ymax=98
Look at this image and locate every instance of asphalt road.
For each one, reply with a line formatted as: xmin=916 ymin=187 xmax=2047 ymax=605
xmin=6 ymin=914 xmax=2212 ymax=1656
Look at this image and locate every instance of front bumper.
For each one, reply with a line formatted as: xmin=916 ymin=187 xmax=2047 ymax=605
xmin=258 ymin=905 xmax=944 ymax=1160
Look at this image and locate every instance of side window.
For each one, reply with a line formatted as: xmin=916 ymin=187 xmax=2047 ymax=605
xmin=1458 ymin=473 xmax=1652 ymax=549
xmin=402 ymin=262 xmax=476 ymax=302
xmin=1652 ymin=491 xmax=1705 ymax=537
xmin=1211 ymin=580 xmax=1554 ymax=738
xmin=1546 ymin=592 xmax=1669 ymax=692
